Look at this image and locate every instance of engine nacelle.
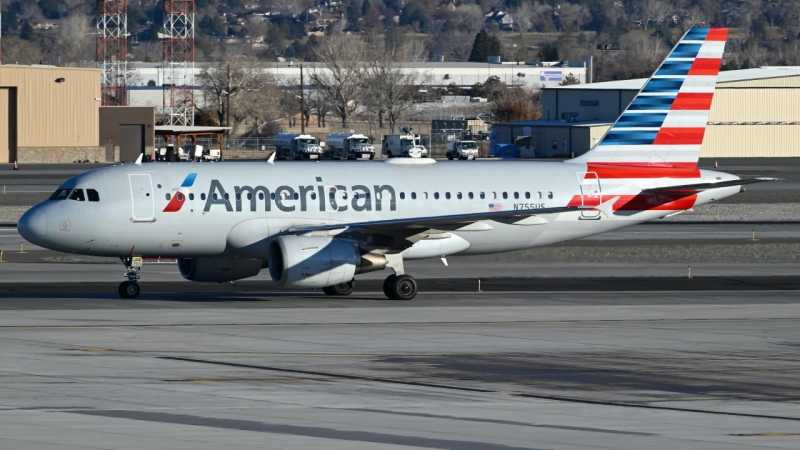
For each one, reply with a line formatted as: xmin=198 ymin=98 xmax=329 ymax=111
xmin=269 ymin=236 xmax=381 ymax=288
xmin=178 ymin=257 xmax=263 ymax=282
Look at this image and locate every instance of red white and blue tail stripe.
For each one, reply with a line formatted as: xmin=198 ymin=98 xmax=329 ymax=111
xmin=573 ymin=28 xmax=728 ymax=169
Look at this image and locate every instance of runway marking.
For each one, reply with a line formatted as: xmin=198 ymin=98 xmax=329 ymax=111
xmin=2 ymin=316 xmax=798 ymax=329
xmin=160 ymin=355 xmax=800 ymax=423
xmin=730 ymin=433 xmax=800 ymax=437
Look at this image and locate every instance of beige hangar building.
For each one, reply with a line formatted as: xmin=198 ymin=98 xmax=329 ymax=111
xmin=493 ymin=67 xmax=800 ymax=158
xmin=0 ymin=64 xmax=155 ymax=163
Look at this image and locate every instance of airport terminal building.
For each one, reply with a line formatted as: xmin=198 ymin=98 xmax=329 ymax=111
xmin=493 ymin=67 xmax=800 ymax=158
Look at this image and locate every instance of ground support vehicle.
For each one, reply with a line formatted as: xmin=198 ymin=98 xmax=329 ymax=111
xmin=445 ymin=140 xmax=479 ymax=160
xmin=326 ymin=133 xmax=376 ymax=160
xmin=273 ymin=134 xmax=323 ymax=160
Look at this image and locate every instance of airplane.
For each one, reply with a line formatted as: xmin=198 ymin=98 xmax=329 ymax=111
xmin=18 ymin=27 xmax=772 ymax=300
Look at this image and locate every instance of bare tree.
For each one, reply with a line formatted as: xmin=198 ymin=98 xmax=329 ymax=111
xmin=491 ymin=88 xmax=541 ymax=123
xmin=365 ymin=40 xmax=430 ymax=133
xmin=453 ymin=4 xmax=485 ymax=34
xmin=50 ymin=14 xmax=94 ymax=65
xmin=429 ymin=31 xmax=474 ymax=61
xmin=513 ymin=2 xmax=535 ymax=41
xmin=2 ymin=36 xmax=44 ymax=65
xmin=198 ymin=56 xmax=279 ymax=136
xmin=310 ymin=33 xmax=369 ymax=127
xmin=558 ymin=3 xmax=590 ymax=32
xmin=642 ymin=0 xmax=673 ymax=31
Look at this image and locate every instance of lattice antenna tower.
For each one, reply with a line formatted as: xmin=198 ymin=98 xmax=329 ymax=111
xmin=96 ymin=0 xmax=128 ymax=105
xmin=163 ymin=0 xmax=195 ymax=126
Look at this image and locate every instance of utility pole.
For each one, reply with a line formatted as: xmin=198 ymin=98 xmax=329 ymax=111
xmin=300 ymin=64 xmax=305 ymax=134
xmin=226 ymin=64 xmax=231 ymax=136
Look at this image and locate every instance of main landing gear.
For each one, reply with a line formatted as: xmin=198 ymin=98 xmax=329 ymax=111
xmin=119 ymin=256 xmax=141 ymax=299
xmin=322 ymin=280 xmax=355 ymax=296
xmin=382 ymin=274 xmax=418 ymax=300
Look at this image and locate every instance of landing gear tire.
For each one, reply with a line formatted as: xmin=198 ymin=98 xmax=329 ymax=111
xmin=323 ymin=280 xmax=355 ymax=296
xmin=384 ymin=274 xmax=417 ymax=300
xmin=447 ymin=153 xmax=453 ymax=160
xmin=382 ymin=274 xmax=396 ymax=298
xmin=118 ymin=281 xmax=140 ymax=299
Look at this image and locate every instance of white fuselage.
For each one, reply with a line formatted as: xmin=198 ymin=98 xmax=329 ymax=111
xmin=19 ymin=160 xmax=741 ymax=260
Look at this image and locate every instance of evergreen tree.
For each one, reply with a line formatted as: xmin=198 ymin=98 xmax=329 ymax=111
xmin=362 ymin=0 xmax=371 ymax=16
xmin=346 ymin=0 xmax=362 ymax=21
xmin=469 ymin=30 xmax=489 ymax=62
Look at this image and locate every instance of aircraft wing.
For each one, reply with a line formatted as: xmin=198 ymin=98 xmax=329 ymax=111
xmin=285 ymin=205 xmax=586 ymax=235
xmin=644 ymin=178 xmax=777 ymax=194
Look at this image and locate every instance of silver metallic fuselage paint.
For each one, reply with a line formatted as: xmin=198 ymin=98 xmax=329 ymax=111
xmin=19 ymin=160 xmax=741 ymax=259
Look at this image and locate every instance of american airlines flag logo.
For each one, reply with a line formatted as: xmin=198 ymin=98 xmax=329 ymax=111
xmin=489 ymin=203 xmax=502 ymax=211
xmin=163 ymin=173 xmax=198 ymax=212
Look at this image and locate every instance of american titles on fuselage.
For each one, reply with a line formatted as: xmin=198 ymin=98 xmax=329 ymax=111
xmin=201 ymin=179 xmax=398 ymax=213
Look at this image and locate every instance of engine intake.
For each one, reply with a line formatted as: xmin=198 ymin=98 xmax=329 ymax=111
xmin=178 ymin=257 xmax=263 ymax=282
xmin=268 ymin=236 xmax=385 ymax=288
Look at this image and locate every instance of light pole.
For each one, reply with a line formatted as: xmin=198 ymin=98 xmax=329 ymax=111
xmin=226 ymin=64 xmax=231 ymax=137
xmin=299 ymin=64 xmax=305 ymax=134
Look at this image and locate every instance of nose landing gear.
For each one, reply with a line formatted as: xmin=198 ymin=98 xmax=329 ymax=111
xmin=119 ymin=256 xmax=142 ymax=299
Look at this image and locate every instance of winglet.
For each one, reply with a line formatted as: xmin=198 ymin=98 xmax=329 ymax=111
xmin=135 ymin=153 xmax=143 ymax=166
xmin=597 ymin=196 xmax=620 ymax=219
xmin=267 ymin=151 xmax=276 ymax=164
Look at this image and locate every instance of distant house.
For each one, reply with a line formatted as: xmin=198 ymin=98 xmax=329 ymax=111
xmin=485 ymin=11 xmax=514 ymax=31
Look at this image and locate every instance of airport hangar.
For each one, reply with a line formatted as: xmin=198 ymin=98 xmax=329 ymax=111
xmin=492 ymin=67 xmax=800 ymax=158
xmin=0 ymin=64 xmax=160 ymax=164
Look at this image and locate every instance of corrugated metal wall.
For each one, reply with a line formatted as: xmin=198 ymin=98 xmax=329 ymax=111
xmin=704 ymin=125 xmax=800 ymax=157
xmin=718 ymin=76 xmax=800 ymax=89
xmin=0 ymin=66 xmax=100 ymax=150
xmin=589 ymin=125 xmax=612 ymax=148
xmin=0 ymin=89 xmax=8 ymax=162
xmin=709 ymin=88 xmax=800 ymax=122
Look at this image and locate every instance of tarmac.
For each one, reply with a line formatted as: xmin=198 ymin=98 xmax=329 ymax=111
xmin=1 ymin=159 xmax=800 ymax=448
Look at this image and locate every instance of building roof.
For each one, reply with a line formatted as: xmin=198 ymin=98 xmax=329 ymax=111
xmin=549 ymin=67 xmax=800 ymax=90
xmin=155 ymin=126 xmax=231 ymax=135
xmin=495 ymin=120 xmax=611 ymax=128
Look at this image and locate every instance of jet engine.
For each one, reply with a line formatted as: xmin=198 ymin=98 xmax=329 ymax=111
xmin=178 ymin=257 xmax=263 ymax=282
xmin=268 ymin=236 xmax=385 ymax=288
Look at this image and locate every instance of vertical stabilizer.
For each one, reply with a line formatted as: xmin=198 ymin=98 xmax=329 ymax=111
xmin=571 ymin=28 xmax=728 ymax=168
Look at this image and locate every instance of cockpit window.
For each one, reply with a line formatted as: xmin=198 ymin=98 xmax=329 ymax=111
xmin=87 ymin=189 xmax=100 ymax=202
xmin=69 ymin=189 xmax=86 ymax=201
xmin=50 ymin=189 xmax=71 ymax=200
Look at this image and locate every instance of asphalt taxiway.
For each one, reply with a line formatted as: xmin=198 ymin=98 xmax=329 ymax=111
xmin=0 ymin=266 xmax=799 ymax=449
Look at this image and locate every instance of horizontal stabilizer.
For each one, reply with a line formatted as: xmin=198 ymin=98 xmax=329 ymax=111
xmin=645 ymin=177 xmax=777 ymax=194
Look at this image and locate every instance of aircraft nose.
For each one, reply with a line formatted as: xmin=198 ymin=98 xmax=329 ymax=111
xmin=18 ymin=207 xmax=47 ymax=244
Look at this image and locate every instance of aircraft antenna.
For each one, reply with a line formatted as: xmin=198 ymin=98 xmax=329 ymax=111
xmin=96 ymin=0 xmax=128 ymax=105
xmin=162 ymin=0 xmax=195 ymax=125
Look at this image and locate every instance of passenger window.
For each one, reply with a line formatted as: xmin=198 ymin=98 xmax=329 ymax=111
xmin=235 ymin=193 xmax=241 ymax=200
xmin=271 ymin=193 xmax=276 ymax=200
xmin=434 ymin=192 xmax=440 ymax=200
xmin=548 ymin=191 xmax=553 ymax=199
xmin=177 ymin=193 xmax=184 ymax=201
xmin=247 ymin=193 xmax=253 ymax=200
xmin=400 ymin=192 xmax=405 ymax=200
xmin=166 ymin=193 xmax=172 ymax=201
xmin=525 ymin=192 xmax=530 ymax=199
xmin=311 ymin=193 xmax=316 ymax=200
xmin=537 ymin=192 xmax=542 ymax=199
xmin=294 ymin=193 xmax=300 ymax=200
xmin=189 ymin=193 xmax=194 ymax=201
xmin=468 ymin=192 xmax=474 ymax=199
xmin=259 ymin=192 xmax=265 ymax=200
xmin=480 ymin=192 xmax=485 ymax=199
xmin=502 ymin=192 xmax=508 ymax=199
xmin=50 ymin=189 xmax=71 ymax=200
xmin=491 ymin=192 xmax=496 ymax=200
xmin=411 ymin=192 xmax=417 ymax=200
xmin=68 ymin=189 xmax=86 ymax=201
xmin=445 ymin=192 xmax=451 ymax=199
xmin=457 ymin=192 xmax=462 ymax=199
xmin=376 ymin=192 xmax=381 ymax=200
xmin=423 ymin=192 xmax=428 ymax=199
xmin=514 ymin=192 xmax=519 ymax=199
xmin=87 ymin=189 xmax=100 ymax=202
xmin=212 ymin=193 xmax=218 ymax=200
xmin=201 ymin=193 xmax=206 ymax=200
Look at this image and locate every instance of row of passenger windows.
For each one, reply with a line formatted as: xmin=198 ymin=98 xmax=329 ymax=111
xmin=50 ymin=188 xmax=100 ymax=202
xmin=166 ymin=191 xmax=554 ymax=201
